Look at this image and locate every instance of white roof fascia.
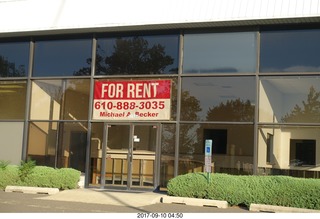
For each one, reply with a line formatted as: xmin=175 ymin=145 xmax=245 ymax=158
xmin=0 ymin=0 xmax=320 ymax=36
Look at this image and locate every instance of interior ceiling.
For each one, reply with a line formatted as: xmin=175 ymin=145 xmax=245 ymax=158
xmin=263 ymin=77 xmax=320 ymax=94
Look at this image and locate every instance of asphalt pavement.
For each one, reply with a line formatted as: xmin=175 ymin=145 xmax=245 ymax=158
xmin=0 ymin=187 xmax=320 ymax=218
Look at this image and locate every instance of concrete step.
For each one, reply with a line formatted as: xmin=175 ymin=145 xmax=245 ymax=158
xmin=161 ymin=196 xmax=320 ymax=212
xmin=250 ymin=203 xmax=320 ymax=213
xmin=161 ymin=196 xmax=229 ymax=208
xmin=5 ymin=186 xmax=59 ymax=195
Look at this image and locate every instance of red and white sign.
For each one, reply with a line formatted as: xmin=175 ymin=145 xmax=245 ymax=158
xmin=93 ymin=79 xmax=172 ymax=120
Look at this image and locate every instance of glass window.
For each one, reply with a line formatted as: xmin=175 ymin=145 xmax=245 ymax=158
xmin=259 ymin=76 xmax=320 ymax=123
xmin=30 ymin=79 xmax=90 ymax=120
xmin=33 ymin=39 xmax=92 ymax=77
xmin=290 ymin=139 xmax=315 ymax=166
xmin=266 ymin=133 xmax=273 ymax=164
xmin=260 ymin=29 xmax=320 ymax=73
xmin=258 ymin=126 xmax=320 ymax=177
xmin=179 ymin=123 xmax=254 ymax=175
xmin=57 ymin=122 xmax=88 ymax=171
xmin=0 ymin=42 xmax=29 ymax=77
xmin=0 ymin=81 xmax=27 ymax=119
xmin=183 ymin=32 xmax=257 ymax=73
xmin=181 ymin=77 xmax=256 ymax=121
xmin=0 ymin=122 xmax=24 ymax=165
xmin=160 ymin=123 xmax=176 ymax=188
xmin=63 ymin=79 xmax=90 ymax=120
xmin=27 ymin=121 xmax=88 ymax=170
xmin=95 ymin=35 xmax=179 ymax=75
xmin=28 ymin=121 xmax=58 ymax=167
xmin=90 ymin=122 xmax=104 ymax=184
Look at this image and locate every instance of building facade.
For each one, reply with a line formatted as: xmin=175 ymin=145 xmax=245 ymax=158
xmin=1 ymin=0 xmax=320 ymax=190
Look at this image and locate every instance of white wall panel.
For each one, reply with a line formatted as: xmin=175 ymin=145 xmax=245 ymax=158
xmin=0 ymin=122 xmax=23 ymax=165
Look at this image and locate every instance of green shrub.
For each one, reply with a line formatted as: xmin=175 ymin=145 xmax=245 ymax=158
xmin=167 ymin=172 xmax=209 ymax=198
xmin=18 ymin=159 xmax=36 ymax=182
xmin=206 ymin=173 xmax=249 ymax=205
xmin=19 ymin=166 xmax=60 ymax=187
xmin=0 ymin=162 xmax=81 ymax=190
xmin=17 ymin=166 xmax=81 ymax=190
xmin=56 ymin=168 xmax=81 ymax=189
xmin=0 ymin=165 xmax=19 ymax=189
xmin=0 ymin=160 xmax=10 ymax=170
xmin=167 ymin=172 xmax=320 ymax=210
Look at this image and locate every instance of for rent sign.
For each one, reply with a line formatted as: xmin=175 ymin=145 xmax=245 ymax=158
xmin=93 ymin=79 xmax=172 ymax=120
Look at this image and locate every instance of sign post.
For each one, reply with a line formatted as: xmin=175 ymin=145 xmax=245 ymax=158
xmin=204 ymin=139 xmax=212 ymax=183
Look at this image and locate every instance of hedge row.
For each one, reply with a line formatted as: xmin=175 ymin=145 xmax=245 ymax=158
xmin=0 ymin=164 xmax=81 ymax=190
xmin=167 ymin=172 xmax=320 ymax=210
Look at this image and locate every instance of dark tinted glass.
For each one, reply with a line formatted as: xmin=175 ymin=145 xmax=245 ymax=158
xmin=0 ymin=42 xmax=29 ymax=77
xmin=33 ymin=39 xmax=92 ymax=77
xmin=260 ymin=29 xmax=320 ymax=72
xmin=95 ymin=35 xmax=179 ymax=75
xmin=183 ymin=32 xmax=257 ymax=73
xmin=181 ymin=77 xmax=255 ymax=121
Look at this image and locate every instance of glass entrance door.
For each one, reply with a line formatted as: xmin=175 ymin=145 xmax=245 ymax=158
xmin=100 ymin=123 xmax=158 ymax=189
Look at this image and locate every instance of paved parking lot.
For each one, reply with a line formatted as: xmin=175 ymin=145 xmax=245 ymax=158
xmin=0 ymin=189 xmax=250 ymax=214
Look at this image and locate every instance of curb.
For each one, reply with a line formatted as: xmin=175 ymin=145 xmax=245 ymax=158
xmin=161 ymin=196 xmax=229 ymax=208
xmin=161 ymin=196 xmax=320 ymax=213
xmin=249 ymin=203 xmax=320 ymax=213
xmin=5 ymin=186 xmax=59 ymax=195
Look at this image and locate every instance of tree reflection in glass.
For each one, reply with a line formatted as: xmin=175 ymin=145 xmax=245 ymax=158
xmin=282 ymin=86 xmax=320 ymax=123
xmin=0 ymin=56 xmax=26 ymax=77
xmin=181 ymin=77 xmax=255 ymax=121
xmin=95 ymin=36 xmax=178 ymax=75
xmin=206 ymin=98 xmax=254 ymax=122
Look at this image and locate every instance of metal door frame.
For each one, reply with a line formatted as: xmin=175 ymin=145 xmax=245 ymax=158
xmin=100 ymin=122 xmax=161 ymax=190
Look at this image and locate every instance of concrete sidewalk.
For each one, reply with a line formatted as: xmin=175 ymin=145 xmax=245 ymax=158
xmin=37 ymin=188 xmax=164 ymax=207
xmin=35 ymin=188 xmax=229 ymax=209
